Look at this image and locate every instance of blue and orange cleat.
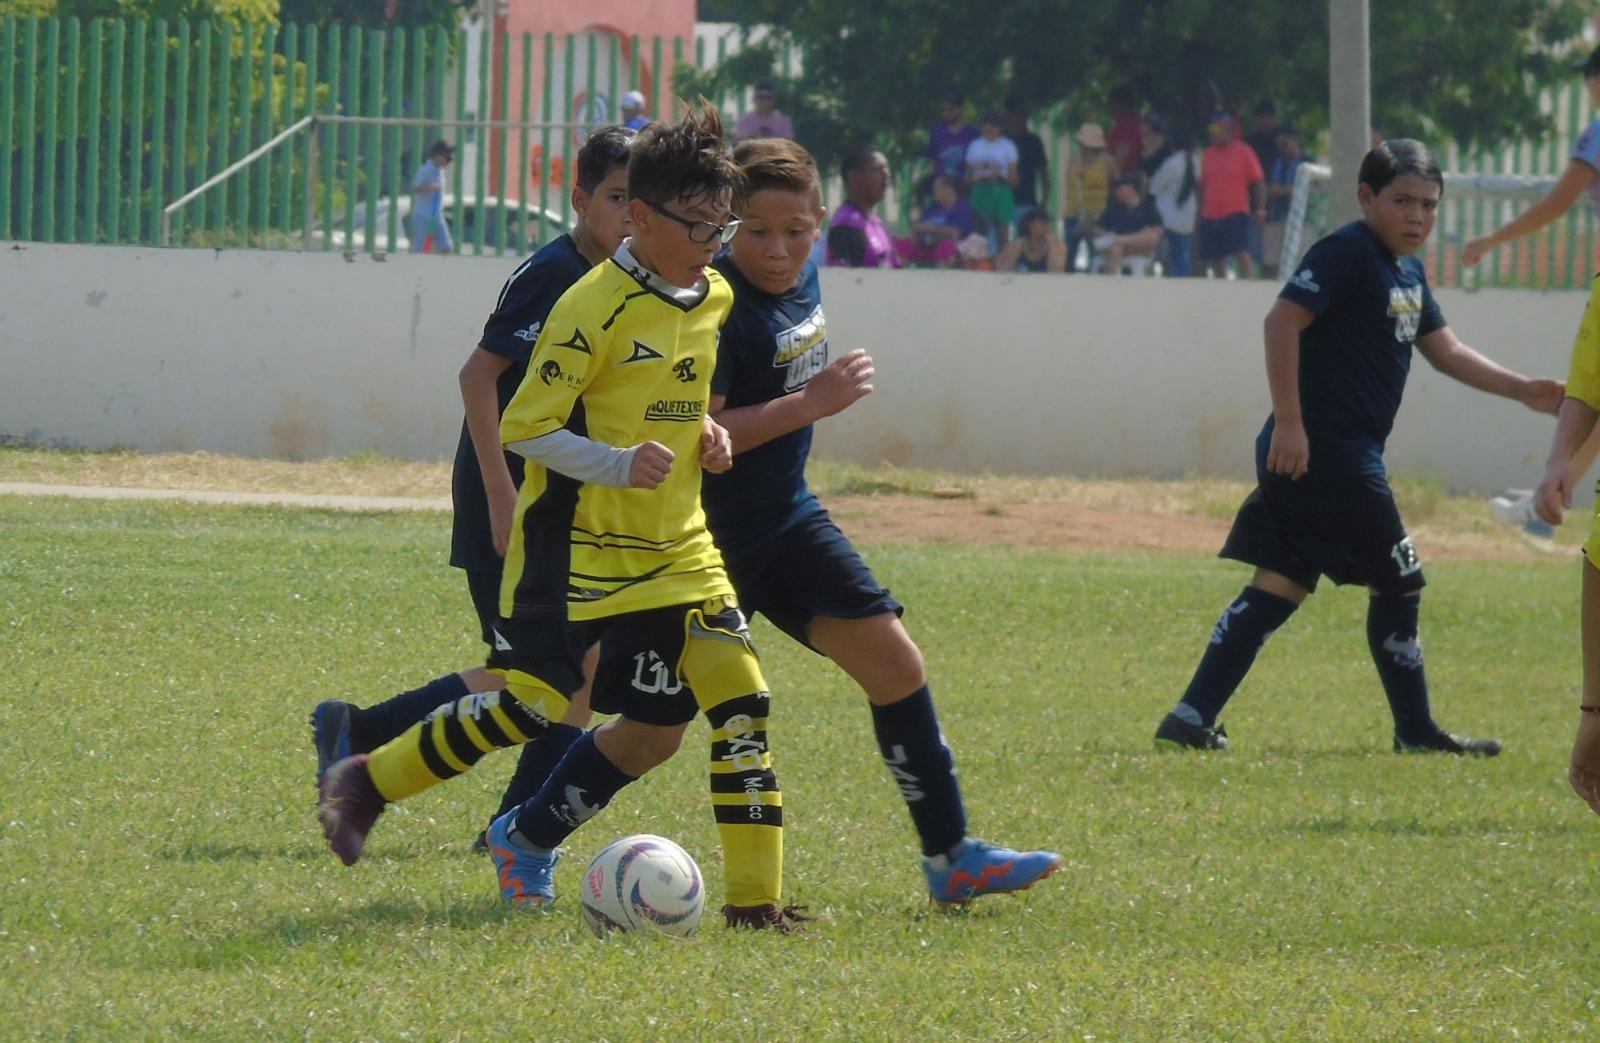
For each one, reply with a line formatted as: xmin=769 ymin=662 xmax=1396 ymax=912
xmin=923 ymin=838 xmax=1062 ymax=906
xmin=318 ymin=753 xmax=387 ymax=866
xmin=310 ymin=700 xmax=354 ymax=785
xmin=486 ymin=811 xmax=558 ymax=909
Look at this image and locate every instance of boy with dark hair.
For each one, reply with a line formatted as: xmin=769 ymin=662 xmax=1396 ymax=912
xmin=410 ymin=139 xmax=455 ymax=254
xmin=705 ymin=135 xmax=1059 ymax=902
xmin=483 ymin=105 xmax=794 ymax=926
xmin=310 ymin=127 xmax=637 ymax=819
xmin=1154 ymin=139 xmax=1564 ymax=754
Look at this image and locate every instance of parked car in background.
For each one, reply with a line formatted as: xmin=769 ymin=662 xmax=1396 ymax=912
xmin=311 ymin=194 xmax=568 ymax=254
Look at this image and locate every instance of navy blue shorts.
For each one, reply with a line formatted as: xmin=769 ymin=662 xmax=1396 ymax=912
xmin=1199 ymin=213 xmax=1251 ymax=262
xmin=1219 ymin=472 xmax=1426 ymax=594
xmin=465 ymin=568 xmax=502 ymax=647
xmin=587 ymin=598 xmax=753 ymax=726
xmin=722 ymin=509 xmax=904 ymax=652
xmin=485 ymin=610 xmax=591 ymax=699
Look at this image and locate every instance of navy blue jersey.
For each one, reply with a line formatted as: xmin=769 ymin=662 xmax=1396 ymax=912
xmin=1259 ymin=220 xmax=1445 ymax=477
xmin=450 ymin=234 xmax=590 ymax=571
xmin=702 ymin=256 xmax=829 ymax=561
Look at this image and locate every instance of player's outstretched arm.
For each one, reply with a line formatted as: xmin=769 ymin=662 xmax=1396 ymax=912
xmin=709 ymin=349 xmax=875 ymax=455
xmin=460 ymin=347 xmax=518 ymax=555
xmin=1263 ymin=298 xmax=1313 ymax=480
xmin=1415 ymin=327 xmax=1564 ymax=414
xmin=1535 ymin=396 xmax=1600 ymax=526
xmin=1462 ymin=162 xmax=1595 ymax=267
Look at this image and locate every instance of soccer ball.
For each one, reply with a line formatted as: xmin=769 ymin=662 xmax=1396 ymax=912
xmin=579 ymin=834 xmax=704 ymax=937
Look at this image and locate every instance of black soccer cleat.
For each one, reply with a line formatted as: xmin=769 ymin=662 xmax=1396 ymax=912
xmin=722 ymin=903 xmax=811 ymax=932
xmin=1394 ymin=729 xmax=1503 ymax=757
xmin=1154 ymin=712 xmax=1231 ymax=751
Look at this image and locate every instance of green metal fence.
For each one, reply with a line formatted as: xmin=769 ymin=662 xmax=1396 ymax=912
xmin=1 ymin=13 xmax=1598 ymax=284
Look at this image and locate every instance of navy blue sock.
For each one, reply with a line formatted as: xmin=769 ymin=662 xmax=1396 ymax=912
xmin=1176 ymin=587 xmax=1299 ymax=727
xmin=349 ymin=672 xmax=471 ymax=752
xmin=492 ymin=723 xmax=584 ymax=821
xmin=1367 ymin=594 xmax=1435 ymax=743
xmin=511 ymin=730 xmax=636 ymax=851
xmin=870 ymin=685 xmax=967 ymax=858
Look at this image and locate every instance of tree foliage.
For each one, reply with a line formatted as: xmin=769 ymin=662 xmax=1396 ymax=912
xmin=683 ymin=0 xmax=1591 ymax=170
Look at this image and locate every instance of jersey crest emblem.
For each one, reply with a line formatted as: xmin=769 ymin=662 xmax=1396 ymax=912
xmin=554 ymin=328 xmax=592 ymax=354
xmin=513 ymin=320 xmax=543 ymax=342
xmin=673 ymin=357 xmax=697 ymax=383
xmin=623 ymin=339 xmax=664 ymax=363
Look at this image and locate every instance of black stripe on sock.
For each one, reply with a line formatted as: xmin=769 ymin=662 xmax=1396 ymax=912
xmin=703 ymin=693 xmax=769 ymax=730
xmin=419 ymin=729 xmax=461 ymax=782
xmin=709 ymin=769 xmax=777 ymax=794
xmin=713 ymin=804 xmax=783 ymax=828
xmin=440 ymin=714 xmax=489 ymax=767
xmin=473 ymin=708 xmax=513 ymax=750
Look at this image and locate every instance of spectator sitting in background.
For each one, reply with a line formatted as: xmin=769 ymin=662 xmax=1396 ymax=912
xmin=1003 ymin=99 xmax=1050 ymax=217
xmin=1063 ymin=122 xmax=1115 ymax=271
xmin=1197 ymin=113 xmax=1265 ymax=278
xmin=1106 ymin=86 xmax=1143 ymax=175
xmin=1142 ymin=114 xmax=1198 ymax=277
xmin=897 ymin=174 xmax=976 ymax=267
xmin=1262 ymin=125 xmax=1309 ymax=278
xmin=734 ymin=81 xmax=794 ymax=141
xmin=927 ymin=91 xmax=979 ymax=183
xmin=965 ymin=111 xmax=1021 ymax=247
xmin=619 ymin=90 xmax=651 ymax=131
xmin=996 ymin=209 xmax=1067 ymax=273
xmin=1093 ymin=173 xmax=1164 ymax=275
xmin=826 ymin=146 xmax=900 ymax=269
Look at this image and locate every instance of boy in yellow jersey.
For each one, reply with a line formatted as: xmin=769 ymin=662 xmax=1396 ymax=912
xmin=479 ymin=105 xmax=795 ymax=927
xmin=1534 ymin=277 xmax=1600 ymax=816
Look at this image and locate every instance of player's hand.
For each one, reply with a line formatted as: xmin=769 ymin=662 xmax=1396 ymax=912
xmin=1266 ymin=420 xmax=1310 ymax=480
xmin=700 ymin=416 xmax=733 ymax=474
xmin=1461 ymin=236 xmax=1494 ymax=267
xmin=488 ymin=482 xmax=518 ymax=557
xmin=1571 ymin=711 xmax=1600 ymax=817
xmin=628 ymin=441 xmax=675 ymax=489
xmin=802 ymin=350 xmax=875 ymax=420
xmin=1534 ymin=459 xmax=1574 ymax=526
xmin=1519 ymin=377 xmax=1566 ymax=416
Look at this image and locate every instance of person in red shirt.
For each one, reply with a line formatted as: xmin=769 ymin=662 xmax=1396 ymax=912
xmin=1197 ymin=114 xmax=1266 ymax=278
xmin=1106 ymin=86 xmax=1143 ymax=176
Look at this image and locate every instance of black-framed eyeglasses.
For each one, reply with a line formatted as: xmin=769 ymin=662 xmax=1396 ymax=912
xmin=645 ymin=199 xmax=741 ymax=244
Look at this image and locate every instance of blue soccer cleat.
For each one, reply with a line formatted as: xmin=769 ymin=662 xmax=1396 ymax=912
xmin=310 ymin=700 xmax=353 ymax=785
xmin=486 ymin=811 xmax=559 ymax=909
xmin=923 ymin=838 xmax=1062 ymax=906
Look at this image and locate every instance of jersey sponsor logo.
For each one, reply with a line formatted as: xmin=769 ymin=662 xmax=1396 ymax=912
xmin=1389 ymin=535 xmax=1422 ymax=576
xmin=630 ymin=650 xmax=684 ymax=695
xmin=1288 ymin=268 xmax=1320 ymax=293
xmin=554 ymin=328 xmax=592 ymax=354
xmin=513 ymin=320 xmax=544 ymax=342
xmin=623 ymin=339 xmax=664 ymax=364
xmin=1387 ymin=285 xmax=1425 ymax=343
xmin=772 ymin=304 xmax=829 ymax=393
xmin=672 ymin=357 xmax=697 ymax=383
xmin=539 ymin=359 xmax=563 ymax=385
xmin=1382 ymin=632 xmax=1424 ymax=669
xmin=644 ymin=398 xmax=705 ymax=422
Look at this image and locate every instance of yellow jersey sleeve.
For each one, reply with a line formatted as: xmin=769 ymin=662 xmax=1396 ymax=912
xmin=1568 ymin=274 xmax=1600 ymax=411
xmin=500 ymin=274 xmax=610 ymax=445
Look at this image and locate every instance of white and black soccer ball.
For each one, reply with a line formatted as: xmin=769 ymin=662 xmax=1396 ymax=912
xmin=579 ymin=834 xmax=704 ymax=937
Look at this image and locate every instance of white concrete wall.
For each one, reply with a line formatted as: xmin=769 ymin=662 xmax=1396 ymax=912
xmin=0 ymin=242 xmax=1582 ymax=494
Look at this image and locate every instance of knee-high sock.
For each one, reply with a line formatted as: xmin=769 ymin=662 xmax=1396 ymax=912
xmin=685 ymin=607 xmax=783 ymax=908
xmin=1367 ymin=593 xmax=1434 ymax=743
xmin=870 ymin=685 xmax=966 ymax=857
xmin=509 ymin=729 xmax=636 ymax=850
xmin=349 ymin=672 xmax=470 ymax=752
xmin=1177 ymin=587 xmax=1299 ymax=726
xmin=491 ymin=723 xmax=584 ymax=822
xmin=365 ymin=677 xmax=568 ymax=803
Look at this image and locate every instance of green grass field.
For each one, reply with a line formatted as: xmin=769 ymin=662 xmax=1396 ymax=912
xmin=3 ymin=472 xmax=1598 ymax=1040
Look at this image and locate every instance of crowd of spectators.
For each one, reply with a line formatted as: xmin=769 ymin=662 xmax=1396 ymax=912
xmin=610 ymin=82 xmax=1312 ymax=279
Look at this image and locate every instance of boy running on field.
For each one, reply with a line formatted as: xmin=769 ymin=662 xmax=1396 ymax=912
xmin=1154 ymin=139 xmax=1563 ymax=754
xmin=485 ymin=137 xmax=1062 ymax=906
xmin=309 ymin=127 xmax=638 ymax=820
xmin=483 ymin=105 xmax=790 ymax=925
